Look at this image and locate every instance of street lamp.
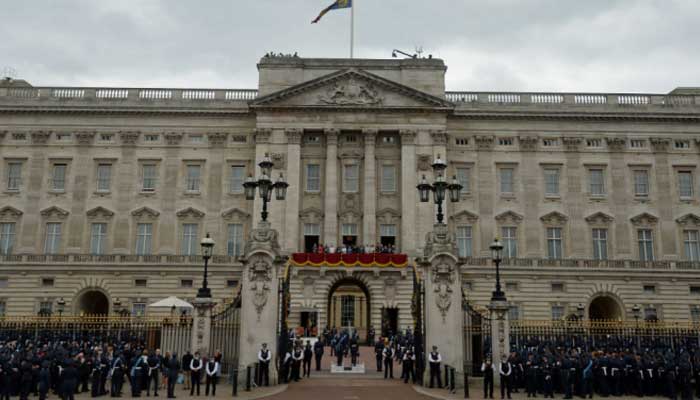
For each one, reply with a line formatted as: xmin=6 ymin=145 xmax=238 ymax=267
xmin=576 ymin=303 xmax=585 ymax=321
xmin=244 ymin=153 xmax=289 ymax=222
xmin=490 ymin=238 xmax=506 ymax=301
xmin=632 ymin=304 xmax=641 ymax=349
xmin=416 ymin=155 xmax=462 ymax=224
xmin=197 ymin=233 xmax=215 ymax=298
xmin=56 ymin=297 xmax=66 ymax=319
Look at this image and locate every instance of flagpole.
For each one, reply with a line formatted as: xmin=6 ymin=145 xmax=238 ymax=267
xmin=350 ymin=0 xmax=355 ymax=58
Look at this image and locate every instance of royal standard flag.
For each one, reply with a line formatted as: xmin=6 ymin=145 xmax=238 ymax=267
xmin=312 ymin=0 xmax=352 ymax=24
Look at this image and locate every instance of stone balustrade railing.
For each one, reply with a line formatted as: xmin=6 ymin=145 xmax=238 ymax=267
xmin=460 ymin=257 xmax=700 ymax=270
xmin=445 ymin=91 xmax=699 ymax=108
xmin=0 ymin=87 xmax=259 ymax=103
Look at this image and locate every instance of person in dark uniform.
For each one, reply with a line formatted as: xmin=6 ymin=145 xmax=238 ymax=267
xmin=204 ymin=357 xmax=219 ymax=396
xmin=335 ymin=340 xmax=343 ymax=367
xmin=90 ymin=355 xmax=102 ymax=398
xmin=99 ymin=350 xmax=110 ymax=396
xmin=62 ymin=360 xmax=79 ymax=400
xmin=374 ymin=339 xmax=384 ymax=372
xmin=281 ymin=348 xmax=292 ymax=384
xmin=402 ymin=348 xmax=415 ymax=384
xmin=428 ymin=346 xmax=442 ymax=389
xmin=302 ymin=341 xmax=313 ymax=377
xmin=166 ymin=353 xmax=179 ymax=399
xmin=596 ymin=351 xmax=610 ymax=398
xmin=482 ymin=357 xmax=494 ymax=399
xmin=541 ymin=356 xmax=554 ymax=398
xmin=678 ymin=352 xmax=692 ymax=400
xmin=79 ymin=354 xmax=91 ymax=393
xmin=664 ymin=352 xmax=677 ymax=400
xmin=19 ymin=360 xmax=32 ymax=400
xmin=189 ymin=352 xmax=202 ymax=396
xmin=38 ymin=361 xmax=50 ymax=400
xmin=350 ymin=340 xmax=359 ymax=367
xmin=181 ymin=351 xmax=192 ymax=392
xmin=110 ymin=354 xmax=125 ymax=398
xmin=383 ymin=343 xmax=394 ymax=379
xmin=257 ymin=343 xmax=271 ymax=386
xmin=582 ymin=354 xmax=594 ymax=399
xmin=561 ymin=354 xmax=573 ymax=399
xmin=313 ymin=339 xmax=324 ymax=371
xmin=291 ymin=346 xmax=303 ymax=381
xmin=146 ymin=350 xmax=161 ymax=397
xmin=525 ymin=353 xmax=538 ymax=398
xmin=609 ymin=351 xmax=622 ymax=397
xmin=499 ymin=354 xmax=513 ymax=400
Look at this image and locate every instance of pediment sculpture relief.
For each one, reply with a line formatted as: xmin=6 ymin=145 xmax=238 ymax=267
xmin=318 ymin=77 xmax=383 ymax=106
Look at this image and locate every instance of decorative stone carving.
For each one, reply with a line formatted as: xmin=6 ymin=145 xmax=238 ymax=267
xmin=605 ymin=137 xmax=626 ymax=151
xmin=339 ymin=149 xmax=363 ymax=159
xmin=86 ymin=206 xmax=115 ymax=219
xmin=285 ymin=128 xmax=303 ymax=144
xmin=325 ymin=128 xmax=339 ymax=145
xmin=417 ymin=154 xmax=432 ymax=171
xmin=630 ymin=212 xmax=659 ymax=226
xmin=244 ymin=222 xmax=281 ymax=255
xmin=207 ymin=132 xmax=228 ymax=146
xmin=540 ymin=211 xmax=568 ymax=225
xmin=318 ymin=77 xmax=383 ymax=106
xmin=585 ymin=211 xmax=614 ymax=224
xmin=271 ymin=153 xmax=286 ymax=169
xmin=31 ymin=131 xmax=51 ymax=144
xmin=40 ymin=206 xmax=69 ymax=219
xmin=164 ymin=132 xmax=183 ymax=145
xmin=562 ymin=137 xmax=582 ymax=152
xmin=430 ymin=130 xmax=448 ymax=145
xmin=494 ymin=210 xmax=524 ymax=224
xmin=377 ymin=208 xmax=401 ymax=224
xmin=475 ymin=135 xmax=495 ymax=150
xmin=221 ymin=207 xmax=250 ymax=221
xmin=131 ymin=206 xmax=160 ymax=219
xmin=518 ymin=136 xmax=538 ymax=152
xmin=450 ymin=210 xmax=479 ymax=224
xmin=248 ymin=257 xmax=273 ymax=321
xmin=302 ymin=277 xmax=315 ymax=300
xmin=254 ymin=128 xmax=272 ymax=144
xmin=676 ymin=213 xmax=700 ymax=227
xmin=650 ymin=137 xmax=671 ymax=152
xmin=363 ymin=129 xmax=377 ymax=146
xmin=432 ymin=262 xmax=456 ymax=322
xmin=119 ymin=131 xmax=140 ymax=146
xmin=0 ymin=206 xmax=23 ymax=219
xmin=424 ymin=223 xmax=458 ymax=257
xmin=176 ymin=207 xmax=205 ymax=219
xmin=299 ymin=207 xmax=324 ymax=224
xmin=384 ymin=278 xmax=397 ymax=303
xmin=75 ymin=131 xmax=96 ymax=146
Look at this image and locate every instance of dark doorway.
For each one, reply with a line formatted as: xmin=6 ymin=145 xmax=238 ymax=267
xmin=589 ymin=296 xmax=623 ymax=320
xmin=300 ymin=311 xmax=318 ymax=337
xmin=342 ymin=235 xmax=357 ymax=247
xmin=327 ymin=278 xmax=370 ymax=340
xmin=380 ymin=236 xmax=396 ymax=248
xmin=76 ymin=290 xmax=110 ymax=315
xmin=381 ymin=307 xmax=399 ymax=337
xmin=304 ymin=235 xmax=319 ymax=252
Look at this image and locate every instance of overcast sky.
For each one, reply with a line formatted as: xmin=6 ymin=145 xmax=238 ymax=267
xmin=2 ymin=0 xmax=698 ymax=93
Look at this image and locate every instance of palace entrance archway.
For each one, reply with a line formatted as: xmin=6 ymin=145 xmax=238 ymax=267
xmin=76 ymin=290 xmax=110 ymax=315
xmin=327 ymin=278 xmax=371 ymax=341
xmin=588 ymin=295 xmax=623 ymax=320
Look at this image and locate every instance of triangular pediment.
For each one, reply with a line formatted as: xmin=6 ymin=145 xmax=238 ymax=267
xmin=176 ymin=207 xmax=205 ymax=219
xmin=251 ymin=68 xmax=454 ymax=110
xmin=40 ymin=206 xmax=69 ymax=219
xmin=630 ymin=212 xmax=658 ymax=226
xmin=676 ymin=213 xmax=700 ymax=226
xmin=86 ymin=206 xmax=115 ymax=219
xmin=584 ymin=212 xmax=614 ymax=224
xmin=494 ymin=210 xmax=523 ymax=224
xmin=0 ymin=206 xmax=23 ymax=219
xmin=221 ymin=207 xmax=250 ymax=220
xmin=540 ymin=211 xmax=568 ymax=225
xmin=450 ymin=210 xmax=479 ymax=223
xmin=131 ymin=206 xmax=160 ymax=219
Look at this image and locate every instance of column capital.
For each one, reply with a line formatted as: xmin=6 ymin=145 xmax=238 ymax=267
xmin=285 ymin=128 xmax=303 ymax=144
xmin=429 ymin=130 xmax=448 ymax=146
xmin=325 ymin=128 xmax=339 ymax=145
xmin=254 ymin=128 xmax=272 ymax=144
xmin=400 ymin=129 xmax=417 ymax=145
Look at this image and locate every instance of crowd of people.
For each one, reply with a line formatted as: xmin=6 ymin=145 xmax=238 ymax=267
xmin=481 ymin=335 xmax=700 ymax=400
xmin=0 ymin=333 xmax=223 ymax=399
xmin=308 ymin=242 xmax=398 ymax=254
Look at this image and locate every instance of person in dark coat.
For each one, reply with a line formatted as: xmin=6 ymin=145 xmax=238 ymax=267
xmin=302 ymin=341 xmax=313 ymax=377
xmin=189 ymin=352 xmax=203 ymax=396
xmin=91 ymin=355 xmax=103 ymax=398
xmin=38 ymin=361 xmax=51 ymax=400
xmin=62 ymin=360 xmax=79 ymax=400
xmin=166 ymin=354 xmax=179 ymax=399
xmin=1 ymin=359 xmax=12 ymax=400
xmin=110 ymin=354 xmax=125 ymax=398
xmin=313 ymin=340 xmax=324 ymax=371
xmin=146 ymin=350 xmax=161 ymax=397
xmin=181 ymin=352 xmax=192 ymax=392
xmin=79 ymin=354 xmax=91 ymax=393
xmin=374 ymin=339 xmax=384 ymax=372
xmin=19 ymin=360 xmax=32 ymax=400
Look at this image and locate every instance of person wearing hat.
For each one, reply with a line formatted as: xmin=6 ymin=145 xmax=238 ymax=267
xmin=428 ymin=345 xmax=442 ymax=388
xmin=189 ymin=352 xmax=202 ymax=396
xmin=38 ymin=360 xmax=50 ymax=400
xmin=382 ymin=341 xmax=394 ymax=379
xmin=61 ymin=359 xmax=79 ymax=400
xmin=499 ymin=354 xmax=513 ymax=399
xmin=482 ymin=356 xmax=494 ymax=399
xmin=313 ymin=339 xmax=324 ymax=372
xmin=257 ymin=343 xmax=271 ymax=386
xmin=110 ymin=352 xmax=125 ymax=398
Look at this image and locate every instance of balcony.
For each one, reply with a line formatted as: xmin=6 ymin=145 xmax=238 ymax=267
xmin=290 ymin=252 xmax=408 ymax=268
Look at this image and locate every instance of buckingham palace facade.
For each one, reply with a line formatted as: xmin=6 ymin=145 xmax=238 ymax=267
xmin=0 ymin=56 xmax=699 ymax=331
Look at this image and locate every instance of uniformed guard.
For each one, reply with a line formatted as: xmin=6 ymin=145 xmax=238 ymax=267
xmin=257 ymin=343 xmax=271 ymax=387
xmin=541 ymin=356 xmax=554 ymax=399
xmin=402 ymin=347 xmax=416 ymax=384
xmin=189 ymin=352 xmax=203 ymax=396
xmin=428 ymin=346 xmax=442 ymax=389
xmin=291 ymin=345 xmax=303 ymax=382
xmin=383 ymin=342 xmax=394 ymax=379
xmin=91 ymin=354 xmax=102 ymax=398
xmin=374 ymin=339 xmax=384 ymax=372
xmin=313 ymin=339 xmax=324 ymax=371
xmin=482 ymin=356 xmax=494 ymax=399
xmin=350 ymin=340 xmax=359 ymax=367
xmin=280 ymin=347 xmax=292 ymax=384
xmin=525 ymin=353 xmax=538 ymax=398
xmin=499 ymin=354 xmax=512 ymax=400
xmin=146 ymin=349 xmax=161 ymax=397
xmin=110 ymin=353 xmax=124 ymax=398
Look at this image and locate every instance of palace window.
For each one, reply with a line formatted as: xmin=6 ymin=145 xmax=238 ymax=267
xmin=644 ymin=306 xmax=658 ymax=321
xmin=380 ymin=224 xmax=397 ymax=247
xmin=226 ymin=280 xmax=238 ymax=288
xmin=691 ymin=286 xmax=700 ymax=295
xmin=456 ymin=167 xmax=470 ymax=194
xmin=678 ymin=171 xmax=694 ymax=198
xmin=456 ymin=225 xmax=472 ymax=258
xmin=141 ymin=164 xmax=157 ymax=192
xmin=543 ymin=168 xmax=560 ymax=196
xmin=551 ymin=283 xmax=564 ymax=292
xmin=230 ymin=166 xmax=245 ymax=194
xmin=343 ymin=164 xmax=359 ymax=193
xmin=181 ymin=279 xmax=193 ymax=288
xmin=135 ymin=223 xmax=153 ymax=255
xmin=341 ymin=223 xmax=358 ymax=247
xmin=305 ymin=135 xmax=321 ymax=144
xmin=546 ymin=227 xmax=563 ymax=260
xmin=691 ymin=306 xmax=700 ymax=323
xmin=0 ymin=223 xmax=15 ymax=255
xmin=633 ymin=170 xmax=649 ymax=197
xmin=44 ymin=223 xmax=61 ymax=254
xmin=90 ymin=223 xmax=107 ymax=255
xmin=303 ymin=223 xmax=320 ymax=252
xmin=643 ymin=285 xmax=656 ymax=295
xmin=132 ymin=302 xmax=146 ymax=317
xmin=499 ymin=168 xmax=514 ymax=195
xmin=637 ymin=229 xmax=654 ymax=261
xmin=455 ymin=138 xmax=469 ymax=146
xmin=51 ymin=164 xmax=67 ymax=191
xmin=181 ymin=224 xmax=199 ymax=256
xmin=39 ymin=301 xmax=53 ymax=315
xmin=502 ymin=227 xmax=517 ymax=258
xmin=381 ymin=136 xmax=396 ymax=144
xmin=551 ymin=305 xmax=565 ymax=321
xmin=190 ymin=134 xmax=204 ymax=144
xmin=96 ymin=164 xmax=112 ymax=192
xmin=144 ymin=134 xmax=160 ymax=142
xmin=340 ymin=295 xmax=355 ymax=326
xmin=381 ymin=165 xmax=396 ymax=192
xmin=505 ymin=282 xmax=518 ymax=291
xmin=592 ymin=228 xmax=608 ymax=260
xmin=135 ymin=279 xmax=147 ymax=287
xmin=306 ymin=164 xmax=320 ymax=192
xmin=684 ymin=230 xmax=700 ymax=261
xmin=0 ymin=278 xmax=6 ymax=288
xmin=56 ymin=133 xmax=70 ymax=141
xmin=227 ymin=223 xmax=244 ymax=257
xmin=41 ymin=278 xmax=54 ymax=287
xmin=589 ymin=168 xmax=605 ymax=196
xmin=6 ymin=162 xmax=22 ymax=191
xmin=0 ymin=301 xmax=5 ymax=317
xmin=185 ymin=165 xmax=201 ymax=192
xmin=99 ymin=133 xmax=114 ymax=142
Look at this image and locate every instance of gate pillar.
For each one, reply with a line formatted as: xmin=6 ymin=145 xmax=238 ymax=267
xmin=418 ymin=223 xmax=464 ymax=386
xmin=238 ymin=221 xmax=286 ymax=385
xmin=191 ymin=297 xmax=216 ymax=355
xmin=488 ymin=299 xmax=510 ymax=387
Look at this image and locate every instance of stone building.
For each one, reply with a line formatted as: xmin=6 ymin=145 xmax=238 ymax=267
xmin=0 ymin=57 xmax=699 ymax=333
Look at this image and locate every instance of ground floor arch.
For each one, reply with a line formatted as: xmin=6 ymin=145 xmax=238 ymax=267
xmin=588 ymin=295 xmax=623 ymax=320
xmin=75 ymin=289 xmax=110 ymax=315
xmin=327 ymin=277 xmax=371 ymax=339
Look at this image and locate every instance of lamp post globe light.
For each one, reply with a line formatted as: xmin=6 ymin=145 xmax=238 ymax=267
xmin=197 ymin=233 xmax=215 ymax=298
xmin=243 ymin=153 xmax=289 ymax=222
xmin=416 ymin=155 xmax=462 ymax=224
xmin=56 ymin=297 xmax=66 ymax=318
xmin=489 ymin=238 xmax=506 ymax=301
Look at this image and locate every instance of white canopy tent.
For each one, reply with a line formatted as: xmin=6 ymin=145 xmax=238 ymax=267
xmin=148 ymin=296 xmax=193 ymax=309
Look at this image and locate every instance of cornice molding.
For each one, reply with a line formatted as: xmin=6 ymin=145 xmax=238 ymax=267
xmin=285 ymin=128 xmax=303 ymax=144
xmin=254 ymin=128 xmax=272 ymax=144
xmin=518 ymin=136 xmax=538 ymax=152
xmin=31 ymin=131 xmax=51 ymax=144
xmin=75 ymin=131 xmax=95 ymax=146
xmin=119 ymin=131 xmax=140 ymax=146
xmin=429 ymin=130 xmax=448 ymax=146
xmin=207 ymin=132 xmax=228 ymax=146
xmin=164 ymin=132 xmax=183 ymax=145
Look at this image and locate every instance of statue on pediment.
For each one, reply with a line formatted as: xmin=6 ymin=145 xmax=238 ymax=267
xmin=319 ymin=78 xmax=383 ymax=106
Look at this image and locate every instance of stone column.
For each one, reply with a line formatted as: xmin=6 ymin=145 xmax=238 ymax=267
xmin=420 ymin=223 xmax=464 ymax=386
xmin=238 ymin=221 xmax=285 ymax=385
xmin=400 ymin=130 xmax=417 ymax=254
xmin=190 ymin=297 xmax=216 ymax=356
xmin=363 ymin=129 xmax=378 ymax=246
xmin=284 ymin=129 xmax=302 ymax=252
xmin=488 ymin=298 xmax=510 ymax=388
xmin=324 ymin=129 xmax=339 ymax=246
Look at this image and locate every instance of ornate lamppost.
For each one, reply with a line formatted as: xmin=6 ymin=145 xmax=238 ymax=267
xmin=57 ymin=297 xmax=66 ymax=319
xmin=489 ymin=238 xmax=506 ymax=301
xmin=243 ymin=153 xmax=289 ymax=222
xmin=632 ymin=304 xmax=641 ymax=349
xmin=197 ymin=233 xmax=215 ymax=298
xmin=416 ymin=155 xmax=463 ymax=224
